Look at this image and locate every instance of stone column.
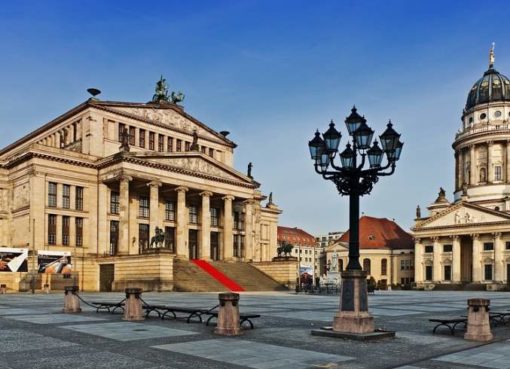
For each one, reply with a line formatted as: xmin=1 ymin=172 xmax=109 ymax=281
xmin=464 ymin=298 xmax=493 ymax=341
xmin=243 ymin=200 xmax=255 ymax=261
xmin=506 ymin=141 xmax=510 ymax=183
xmin=175 ymin=186 xmax=189 ymax=259
xmin=470 ymin=145 xmax=476 ymax=185
xmin=97 ymin=183 xmax=108 ymax=255
xmin=222 ymin=195 xmax=235 ymax=261
xmin=487 ymin=142 xmax=493 ymax=183
xmin=494 ymin=233 xmax=504 ymax=282
xmin=415 ymin=240 xmax=424 ymax=283
xmin=200 ymin=191 xmax=213 ymax=260
xmin=148 ymin=180 xmax=162 ymax=239
xmin=214 ymin=293 xmax=242 ymax=336
xmin=433 ymin=238 xmax=442 ymax=282
xmin=472 ymin=234 xmax=482 ymax=283
xmin=118 ymin=175 xmax=132 ymax=255
xmin=452 ymin=235 xmax=461 ymax=282
xmin=455 ymin=151 xmax=459 ymax=191
xmin=458 ymin=149 xmax=464 ymax=188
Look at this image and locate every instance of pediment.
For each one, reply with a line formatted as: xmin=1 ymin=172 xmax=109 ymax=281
xmin=417 ymin=203 xmax=510 ymax=229
xmin=104 ymin=105 xmax=227 ymax=144
xmin=131 ymin=153 xmax=253 ymax=184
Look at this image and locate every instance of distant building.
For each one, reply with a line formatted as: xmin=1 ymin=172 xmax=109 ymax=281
xmin=277 ymin=226 xmax=318 ymax=273
xmin=315 ymin=231 xmax=344 ymax=248
xmin=326 ymin=216 xmax=414 ymax=288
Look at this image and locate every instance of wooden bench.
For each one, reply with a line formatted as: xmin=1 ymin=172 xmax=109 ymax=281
xmin=91 ymin=301 xmax=125 ymax=314
xmin=429 ymin=318 xmax=467 ymax=335
xmin=143 ymin=305 xmax=212 ymax=323
xmin=205 ymin=313 xmax=261 ymax=329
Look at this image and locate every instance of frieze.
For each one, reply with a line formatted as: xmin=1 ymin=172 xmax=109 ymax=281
xmin=167 ymin=157 xmax=237 ymax=181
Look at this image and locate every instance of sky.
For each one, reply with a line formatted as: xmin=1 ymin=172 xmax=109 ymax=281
xmin=1 ymin=0 xmax=509 ymax=235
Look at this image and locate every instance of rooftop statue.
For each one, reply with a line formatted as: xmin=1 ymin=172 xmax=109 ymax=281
xmin=152 ymin=76 xmax=170 ymax=103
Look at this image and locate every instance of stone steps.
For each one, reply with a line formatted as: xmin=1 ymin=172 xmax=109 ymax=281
xmin=173 ymin=259 xmax=228 ymax=292
xmin=210 ymin=261 xmax=288 ymax=291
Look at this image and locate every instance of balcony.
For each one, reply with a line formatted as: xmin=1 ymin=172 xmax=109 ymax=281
xmin=455 ymin=123 xmax=510 ymax=141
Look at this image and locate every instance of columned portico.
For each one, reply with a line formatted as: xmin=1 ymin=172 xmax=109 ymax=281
xmin=452 ymin=235 xmax=461 ymax=282
xmin=472 ymin=234 xmax=482 ymax=282
xmin=200 ymin=191 xmax=213 ymax=260
xmin=175 ymin=186 xmax=189 ymax=259
xmin=494 ymin=232 xmax=504 ymax=282
xmin=433 ymin=237 xmax=441 ymax=282
xmin=222 ymin=195 xmax=235 ymax=260
xmin=243 ymin=200 xmax=255 ymax=261
xmin=148 ymin=180 xmax=162 ymax=236
xmin=415 ymin=240 xmax=424 ymax=283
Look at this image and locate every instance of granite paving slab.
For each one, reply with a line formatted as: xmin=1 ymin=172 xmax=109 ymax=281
xmin=5 ymin=313 xmax=105 ymax=324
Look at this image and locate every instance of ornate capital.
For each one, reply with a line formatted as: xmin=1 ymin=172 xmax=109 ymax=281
xmin=199 ymin=191 xmax=213 ymax=198
xmin=493 ymin=232 xmax=502 ymax=239
xmin=222 ymin=195 xmax=235 ymax=201
xmin=118 ymin=174 xmax=132 ymax=183
xmin=471 ymin=233 xmax=479 ymax=240
xmin=175 ymin=186 xmax=189 ymax=193
xmin=148 ymin=180 xmax=162 ymax=188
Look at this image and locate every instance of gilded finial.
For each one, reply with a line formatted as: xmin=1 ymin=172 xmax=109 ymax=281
xmin=489 ymin=42 xmax=495 ymax=69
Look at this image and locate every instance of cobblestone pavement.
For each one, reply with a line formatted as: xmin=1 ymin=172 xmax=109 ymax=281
xmin=0 ymin=291 xmax=509 ymax=369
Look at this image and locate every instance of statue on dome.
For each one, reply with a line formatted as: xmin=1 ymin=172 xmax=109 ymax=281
xmin=247 ymin=162 xmax=253 ymax=178
xmin=416 ymin=205 xmax=421 ymax=219
xmin=489 ymin=42 xmax=495 ymax=68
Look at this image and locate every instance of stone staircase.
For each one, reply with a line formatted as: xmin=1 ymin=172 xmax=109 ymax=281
xmin=172 ymin=259 xmax=288 ymax=292
xmin=210 ymin=261 xmax=288 ymax=291
xmin=173 ymin=259 xmax=228 ymax=292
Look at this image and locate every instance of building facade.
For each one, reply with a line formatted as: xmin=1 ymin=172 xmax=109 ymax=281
xmin=413 ymin=48 xmax=510 ymax=288
xmin=0 ymin=81 xmax=281 ymax=291
xmin=326 ymin=216 xmax=414 ymax=288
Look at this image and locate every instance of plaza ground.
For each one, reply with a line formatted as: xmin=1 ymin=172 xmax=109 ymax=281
xmin=0 ymin=291 xmax=509 ymax=369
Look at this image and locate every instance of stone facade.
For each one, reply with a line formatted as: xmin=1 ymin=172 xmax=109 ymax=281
xmin=413 ymin=50 xmax=510 ymax=289
xmin=0 ymin=95 xmax=281 ymax=291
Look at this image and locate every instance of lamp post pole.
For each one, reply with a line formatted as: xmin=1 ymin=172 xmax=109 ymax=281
xmin=308 ymin=106 xmax=403 ymax=334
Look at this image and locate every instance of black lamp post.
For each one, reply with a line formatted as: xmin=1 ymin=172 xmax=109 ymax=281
xmin=308 ymin=106 xmax=402 ymax=334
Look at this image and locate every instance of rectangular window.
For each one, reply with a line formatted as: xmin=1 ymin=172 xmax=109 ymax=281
xmin=158 ymin=134 xmax=164 ymax=152
xmin=189 ymin=205 xmax=198 ymax=224
xmin=62 ymin=216 xmax=70 ymax=246
xmin=425 ymin=265 xmax=433 ymax=281
xmin=165 ymin=201 xmax=175 ymax=221
xmin=444 ymin=265 xmax=452 ymax=281
xmin=164 ymin=226 xmax=175 ymax=252
xmin=484 ymin=264 xmax=493 ymax=281
xmin=185 ymin=141 xmax=190 ymax=151
xmin=118 ymin=123 xmax=125 ymax=141
xmin=233 ymin=234 xmax=244 ymax=257
xmin=129 ymin=126 xmax=136 ymax=145
xmin=139 ymin=196 xmax=150 ymax=218
xmin=75 ymin=217 xmax=83 ymax=247
xmin=48 ymin=214 xmax=57 ymax=245
xmin=167 ymin=137 xmax=173 ymax=152
xmin=234 ymin=211 xmax=244 ymax=230
xmin=201 ymin=146 xmax=206 ymax=154
xmin=400 ymin=260 xmax=405 ymax=271
xmin=211 ymin=208 xmax=219 ymax=226
xmin=443 ymin=244 xmax=452 ymax=252
xmin=149 ymin=132 xmax=155 ymax=150
xmin=424 ymin=245 xmax=433 ymax=253
xmin=110 ymin=191 xmax=120 ymax=214
xmin=506 ymin=241 xmax=510 ymax=250
xmin=48 ymin=182 xmax=57 ymax=207
xmin=75 ymin=186 xmax=84 ymax=211
xmin=176 ymin=139 xmax=182 ymax=152
xmin=483 ymin=242 xmax=494 ymax=251
xmin=495 ymin=166 xmax=502 ymax=181
xmin=139 ymin=129 xmax=146 ymax=148
xmin=62 ymin=184 xmax=71 ymax=209
xmin=208 ymin=148 xmax=214 ymax=157
xmin=139 ymin=224 xmax=150 ymax=251
xmin=109 ymin=220 xmax=119 ymax=256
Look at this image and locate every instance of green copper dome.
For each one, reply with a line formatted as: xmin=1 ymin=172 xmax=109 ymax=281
xmin=466 ymin=68 xmax=510 ymax=110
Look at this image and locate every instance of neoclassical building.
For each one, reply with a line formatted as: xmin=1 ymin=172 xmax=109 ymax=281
xmin=413 ymin=47 xmax=510 ymax=288
xmin=0 ymin=79 xmax=281 ymax=291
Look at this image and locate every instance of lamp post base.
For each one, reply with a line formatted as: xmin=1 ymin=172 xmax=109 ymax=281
xmin=332 ymin=269 xmax=375 ymax=334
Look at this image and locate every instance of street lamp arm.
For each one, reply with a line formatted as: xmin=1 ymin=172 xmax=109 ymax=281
xmin=356 ymin=153 xmax=366 ymax=171
xmin=376 ymin=163 xmax=396 ymax=177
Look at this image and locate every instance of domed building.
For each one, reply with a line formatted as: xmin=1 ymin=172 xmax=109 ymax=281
xmin=413 ymin=45 xmax=510 ymax=289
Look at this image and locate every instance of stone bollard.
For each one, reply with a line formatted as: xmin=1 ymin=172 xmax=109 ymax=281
xmin=214 ymin=292 xmax=242 ymax=336
xmin=44 ymin=284 xmax=50 ymax=294
xmin=464 ymin=298 xmax=493 ymax=341
xmin=0 ymin=284 xmax=6 ymax=294
xmin=63 ymin=286 xmax=81 ymax=313
xmin=123 ymin=288 xmax=144 ymax=321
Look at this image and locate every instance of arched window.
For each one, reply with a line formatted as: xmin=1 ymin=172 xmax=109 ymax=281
xmin=381 ymin=259 xmax=387 ymax=276
xmin=363 ymin=258 xmax=371 ymax=274
xmin=339 ymin=259 xmax=344 ymax=272
xmin=495 ymin=165 xmax=502 ymax=181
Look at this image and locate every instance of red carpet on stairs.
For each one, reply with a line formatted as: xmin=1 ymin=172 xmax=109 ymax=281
xmin=191 ymin=260 xmax=245 ymax=292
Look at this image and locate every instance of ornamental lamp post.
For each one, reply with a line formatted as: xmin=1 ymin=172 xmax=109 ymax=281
xmin=308 ymin=106 xmax=402 ymax=335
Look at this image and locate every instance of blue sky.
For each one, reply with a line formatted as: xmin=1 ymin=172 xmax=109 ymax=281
xmin=1 ymin=0 xmax=509 ymax=234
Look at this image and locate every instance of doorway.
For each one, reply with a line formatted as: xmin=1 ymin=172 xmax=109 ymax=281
xmin=460 ymin=236 xmax=473 ymax=282
xmin=211 ymin=232 xmax=219 ymax=261
xmin=189 ymin=230 xmax=199 ymax=260
xmin=99 ymin=264 xmax=114 ymax=292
